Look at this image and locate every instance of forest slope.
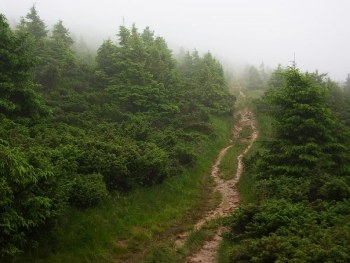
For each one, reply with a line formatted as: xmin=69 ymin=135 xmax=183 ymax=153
xmin=0 ymin=8 xmax=235 ymax=262
xmin=221 ymin=68 xmax=350 ymax=263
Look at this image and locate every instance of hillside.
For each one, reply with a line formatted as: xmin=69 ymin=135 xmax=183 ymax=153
xmin=0 ymin=8 xmax=235 ymax=262
xmin=1 ymin=6 xmax=350 ymax=263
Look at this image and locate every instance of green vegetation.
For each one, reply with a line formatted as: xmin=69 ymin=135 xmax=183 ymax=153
xmin=221 ymin=67 xmax=350 ymax=262
xmin=219 ymin=124 xmax=254 ymax=182
xmin=0 ymin=7 xmax=235 ymax=262
xmin=242 ymin=64 xmax=270 ymax=91
xmin=181 ymin=218 xmax=221 ymax=257
xmin=225 ymin=200 xmax=350 ymax=262
xmin=21 ymin=117 xmax=230 ymax=262
xmin=236 ymin=111 xmax=273 ymax=205
xmin=219 ymin=143 xmax=246 ymax=180
xmin=3 ymin=5 xmax=350 ymax=262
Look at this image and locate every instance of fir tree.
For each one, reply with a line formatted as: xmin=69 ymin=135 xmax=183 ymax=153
xmin=258 ymin=67 xmax=348 ymax=178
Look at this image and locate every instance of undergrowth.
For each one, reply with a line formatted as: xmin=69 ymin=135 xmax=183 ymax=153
xmin=237 ymin=94 xmax=272 ymax=205
xmin=218 ymin=88 xmax=265 ymax=262
xmin=20 ymin=115 xmax=233 ymax=263
xmin=219 ymin=142 xmax=246 ymax=181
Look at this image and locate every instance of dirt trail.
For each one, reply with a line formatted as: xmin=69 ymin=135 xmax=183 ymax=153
xmin=176 ymin=91 xmax=258 ymax=263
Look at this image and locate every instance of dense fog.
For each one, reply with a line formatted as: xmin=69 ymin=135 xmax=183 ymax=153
xmin=1 ymin=0 xmax=350 ymax=80
xmin=2 ymin=1 xmax=350 ymax=262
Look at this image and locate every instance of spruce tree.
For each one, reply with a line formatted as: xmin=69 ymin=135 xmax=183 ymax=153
xmin=258 ymin=67 xmax=348 ymax=178
xmin=0 ymin=15 xmax=48 ymax=119
xmin=344 ymin=74 xmax=350 ymax=96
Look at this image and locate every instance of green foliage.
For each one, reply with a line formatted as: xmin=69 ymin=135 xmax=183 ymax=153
xmin=19 ymin=5 xmax=48 ymax=40
xmin=220 ymin=142 xmax=247 ymax=180
xmin=0 ymin=143 xmax=53 ymax=258
xmin=222 ymin=67 xmax=350 ymax=262
xmin=224 ymin=200 xmax=350 ymax=262
xmin=267 ymin=64 xmax=285 ymax=88
xmin=143 ymin=243 xmax=178 ymax=263
xmin=344 ymin=74 xmax=350 ymax=95
xmin=16 ymin=6 xmax=49 ymax=86
xmin=42 ymin=20 xmax=75 ymax=89
xmin=18 ymin=115 xmax=232 ymax=262
xmin=71 ymin=139 xmax=170 ymax=191
xmin=177 ymin=50 xmax=235 ymax=116
xmin=0 ymin=14 xmax=48 ymax=119
xmin=69 ymin=173 xmax=108 ymax=209
xmin=258 ymin=67 xmax=348 ymax=178
xmin=1 ymin=8 xmax=236 ymax=261
xmin=325 ymin=76 xmax=350 ymax=128
xmin=244 ymin=65 xmax=266 ymax=90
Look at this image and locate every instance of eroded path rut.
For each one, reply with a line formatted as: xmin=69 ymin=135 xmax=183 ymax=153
xmin=176 ymin=93 xmax=258 ymax=262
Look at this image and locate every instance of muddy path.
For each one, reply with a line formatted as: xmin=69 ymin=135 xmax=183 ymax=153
xmin=176 ymin=92 xmax=258 ymax=262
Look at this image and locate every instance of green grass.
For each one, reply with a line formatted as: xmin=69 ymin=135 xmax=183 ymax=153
xmin=237 ymin=162 xmax=257 ymax=204
xmin=218 ymin=88 xmax=267 ymax=262
xmin=20 ymin=115 xmax=233 ymax=263
xmin=183 ymin=218 xmax=221 ymax=253
xmin=239 ymin=125 xmax=253 ymax=139
xmin=237 ymin=112 xmax=273 ymax=205
xmin=237 ymin=110 xmax=274 ymax=204
xmin=142 ymin=217 xmax=222 ymax=263
xmin=233 ymin=88 xmax=273 ymax=205
xmin=217 ymin=239 xmax=233 ymax=263
xmin=219 ymin=142 xmax=247 ymax=180
xmin=245 ymin=89 xmax=265 ymax=100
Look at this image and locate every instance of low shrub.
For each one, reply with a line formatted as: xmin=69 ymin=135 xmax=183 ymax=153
xmin=69 ymin=173 xmax=108 ymax=208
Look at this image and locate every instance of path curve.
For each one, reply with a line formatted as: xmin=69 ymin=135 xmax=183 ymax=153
xmin=176 ymin=91 xmax=258 ymax=262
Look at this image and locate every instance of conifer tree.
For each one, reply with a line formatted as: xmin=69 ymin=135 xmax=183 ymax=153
xmin=22 ymin=5 xmax=47 ymax=39
xmin=45 ymin=20 xmax=75 ymax=87
xmin=0 ymin=15 xmax=48 ymax=119
xmin=259 ymin=67 xmax=348 ymax=178
xmin=344 ymin=74 xmax=350 ymax=96
xmin=16 ymin=6 xmax=50 ymax=88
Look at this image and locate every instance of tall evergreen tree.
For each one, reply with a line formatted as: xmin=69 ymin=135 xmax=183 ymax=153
xmin=141 ymin=27 xmax=177 ymax=88
xmin=19 ymin=5 xmax=48 ymax=40
xmin=245 ymin=65 xmax=265 ymax=90
xmin=177 ymin=50 xmax=234 ymax=115
xmin=259 ymin=67 xmax=348 ymax=178
xmin=51 ymin=20 xmax=73 ymax=47
xmin=267 ymin=64 xmax=285 ymax=88
xmin=45 ymin=20 xmax=75 ymax=87
xmin=96 ymin=25 xmax=177 ymax=116
xmin=16 ymin=6 xmax=49 ymax=88
xmin=0 ymin=15 xmax=48 ymax=119
xmin=344 ymin=74 xmax=350 ymax=96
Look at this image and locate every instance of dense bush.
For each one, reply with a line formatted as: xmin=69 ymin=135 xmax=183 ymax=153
xmin=224 ymin=200 xmax=350 ymax=262
xmin=222 ymin=67 xmax=350 ymax=262
xmin=69 ymin=173 xmax=108 ymax=208
xmin=0 ymin=8 xmax=235 ymax=258
xmin=0 ymin=143 xmax=54 ymax=258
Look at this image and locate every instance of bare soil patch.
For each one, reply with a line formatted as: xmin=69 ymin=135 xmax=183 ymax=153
xmin=176 ymin=95 xmax=258 ymax=262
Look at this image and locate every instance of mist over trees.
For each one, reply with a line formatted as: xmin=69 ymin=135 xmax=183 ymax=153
xmin=223 ymin=67 xmax=350 ymax=262
xmin=2 ymin=5 xmax=350 ymax=262
xmin=0 ymin=7 xmax=234 ymax=259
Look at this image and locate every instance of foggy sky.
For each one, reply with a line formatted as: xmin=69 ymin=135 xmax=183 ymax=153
xmin=1 ymin=0 xmax=349 ymax=81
